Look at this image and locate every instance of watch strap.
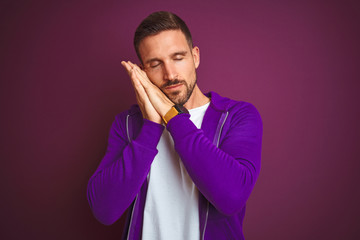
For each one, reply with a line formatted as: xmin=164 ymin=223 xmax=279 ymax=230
xmin=162 ymin=104 xmax=188 ymax=124
xmin=162 ymin=106 xmax=179 ymax=125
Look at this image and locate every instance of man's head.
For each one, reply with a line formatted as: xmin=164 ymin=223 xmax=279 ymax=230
xmin=134 ymin=11 xmax=193 ymax=63
xmin=133 ymin=11 xmax=200 ymax=106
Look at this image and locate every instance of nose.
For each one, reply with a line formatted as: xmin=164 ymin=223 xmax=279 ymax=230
xmin=163 ymin=62 xmax=177 ymax=81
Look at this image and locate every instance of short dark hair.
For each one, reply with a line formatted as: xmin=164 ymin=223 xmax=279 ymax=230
xmin=134 ymin=11 xmax=193 ymax=63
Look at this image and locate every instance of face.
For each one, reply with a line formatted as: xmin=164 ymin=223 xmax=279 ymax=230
xmin=138 ymin=30 xmax=200 ymax=105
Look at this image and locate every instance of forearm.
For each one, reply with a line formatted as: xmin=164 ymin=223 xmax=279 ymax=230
xmin=167 ymin=113 xmax=262 ymax=216
xmin=87 ymin=119 xmax=164 ymax=225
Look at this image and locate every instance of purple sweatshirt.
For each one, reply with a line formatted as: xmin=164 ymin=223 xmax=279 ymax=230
xmin=87 ymin=91 xmax=263 ymax=239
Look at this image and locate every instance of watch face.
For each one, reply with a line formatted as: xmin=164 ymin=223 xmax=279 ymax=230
xmin=174 ymin=104 xmax=189 ymax=114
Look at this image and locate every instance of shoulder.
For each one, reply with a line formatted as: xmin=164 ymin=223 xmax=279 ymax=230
xmin=229 ymin=101 xmax=261 ymax=121
xmin=113 ymin=104 xmax=142 ymax=123
xmin=110 ymin=104 xmax=144 ymax=141
xmin=109 ymin=104 xmax=142 ymax=134
xmin=209 ymin=91 xmax=261 ymax=117
xmin=209 ymin=91 xmax=262 ymax=131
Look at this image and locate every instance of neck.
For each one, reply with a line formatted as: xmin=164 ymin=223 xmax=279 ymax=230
xmin=183 ymin=85 xmax=210 ymax=110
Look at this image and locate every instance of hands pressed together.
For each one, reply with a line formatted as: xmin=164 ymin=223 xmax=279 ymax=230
xmin=121 ymin=61 xmax=174 ymax=124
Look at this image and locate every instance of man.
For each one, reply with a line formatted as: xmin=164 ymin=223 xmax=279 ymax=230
xmin=87 ymin=11 xmax=262 ymax=240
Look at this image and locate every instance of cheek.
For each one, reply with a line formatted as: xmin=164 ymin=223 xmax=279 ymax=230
xmin=178 ymin=59 xmax=192 ymax=68
xmin=177 ymin=61 xmax=194 ymax=77
xmin=146 ymin=72 xmax=163 ymax=87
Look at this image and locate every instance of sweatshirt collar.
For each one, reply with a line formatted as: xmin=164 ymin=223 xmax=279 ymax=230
xmin=205 ymin=91 xmax=230 ymax=112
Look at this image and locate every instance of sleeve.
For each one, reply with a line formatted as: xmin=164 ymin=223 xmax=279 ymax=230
xmin=87 ymin=114 xmax=164 ymax=225
xmin=166 ymin=103 xmax=262 ymax=216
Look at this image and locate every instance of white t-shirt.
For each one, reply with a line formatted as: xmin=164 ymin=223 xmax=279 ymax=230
xmin=142 ymin=102 xmax=210 ymax=240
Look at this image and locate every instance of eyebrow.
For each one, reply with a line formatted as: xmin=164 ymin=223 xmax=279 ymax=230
xmin=171 ymin=51 xmax=188 ymax=57
xmin=145 ymin=51 xmax=189 ymax=65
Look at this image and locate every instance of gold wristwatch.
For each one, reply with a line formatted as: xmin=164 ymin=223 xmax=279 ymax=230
xmin=162 ymin=104 xmax=189 ymax=125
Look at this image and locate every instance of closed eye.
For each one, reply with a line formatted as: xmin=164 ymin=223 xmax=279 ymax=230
xmin=172 ymin=51 xmax=187 ymax=61
xmin=150 ymin=62 xmax=161 ymax=68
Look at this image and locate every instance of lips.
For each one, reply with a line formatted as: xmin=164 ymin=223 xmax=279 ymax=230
xmin=165 ymin=83 xmax=182 ymax=90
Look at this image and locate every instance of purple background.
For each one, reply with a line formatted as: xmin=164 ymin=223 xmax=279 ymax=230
xmin=1 ymin=0 xmax=359 ymax=239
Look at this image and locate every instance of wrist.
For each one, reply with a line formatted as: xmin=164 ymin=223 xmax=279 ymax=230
xmin=143 ymin=114 xmax=162 ymax=125
xmin=159 ymin=104 xmax=174 ymax=117
xmin=162 ymin=104 xmax=189 ymax=125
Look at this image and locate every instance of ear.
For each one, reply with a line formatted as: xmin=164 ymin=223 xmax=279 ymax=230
xmin=192 ymin=46 xmax=200 ymax=69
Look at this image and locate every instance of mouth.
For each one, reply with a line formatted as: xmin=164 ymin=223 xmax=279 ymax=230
xmin=164 ymin=83 xmax=183 ymax=91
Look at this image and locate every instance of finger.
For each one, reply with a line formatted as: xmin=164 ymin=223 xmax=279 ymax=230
xmin=130 ymin=71 xmax=142 ymax=89
xmin=133 ymin=78 xmax=150 ymax=106
xmin=134 ymin=87 xmax=144 ymax=105
xmin=128 ymin=61 xmax=142 ymax=77
xmin=121 ymin=61 xmax=128 ymax=68
xmin=129 ymin=63 xmax=151 ymax=83
xmin=133 ymin=67 xmax=151 ymax=87
xmin=121 ymin=61 xmax=133 ymax=74
xmin=128 ymin=61 xmax=145 ymax=77
xmin=122 ymin=61 xmax=140 ymax=87
xmin=135 ymin=66 xmax=148 ymax=79
xmin=121 ymin=60 xmax=131 ymax=70
xmin=131 ymin=63 xmax=146 ymax=78
xmin=127 ymin=61 xmax=137 ymax=69
xmin=127 ymin=61 xmax=153 ymax=89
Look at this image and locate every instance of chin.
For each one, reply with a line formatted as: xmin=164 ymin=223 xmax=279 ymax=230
xmin=168 ymin=92 xmax=188 ymax=105
xmin=174 ymin=97 xmax=189 ymax=106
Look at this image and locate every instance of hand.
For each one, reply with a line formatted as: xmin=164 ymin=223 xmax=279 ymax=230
xmin=122 ymin=61 xmax=174 ymax=118
xmin=121 ymin=61 xmax=162 ymax=124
